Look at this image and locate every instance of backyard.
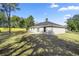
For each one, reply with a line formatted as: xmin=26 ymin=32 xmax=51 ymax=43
xmin=0 ymin=3 xmax=79 ymax=56
xmin=0 ymin=29 xmax=79 ymax=56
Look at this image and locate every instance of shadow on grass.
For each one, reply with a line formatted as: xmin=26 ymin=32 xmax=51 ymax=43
xmin=0 ymin=34 xmax=79 ymax=56
xmin=0 ymin=31 xmax=26 ymax=44
xmin=22 ymin=34 xmax=79 ymax=56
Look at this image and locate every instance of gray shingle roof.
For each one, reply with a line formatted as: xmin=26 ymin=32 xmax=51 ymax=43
xmin=32 ymin=20 xmax=65 ymax=28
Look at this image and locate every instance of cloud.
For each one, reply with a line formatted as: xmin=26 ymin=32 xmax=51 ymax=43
xmin=59 ymin=6 xmax=79 ymax=11
xmin=64 ymin=14 xmax=72 ymax=17
xmin=64 ymin=14 xmax=72 ymax=19
xmin=50 ymin=3 xmax=59 ymax=8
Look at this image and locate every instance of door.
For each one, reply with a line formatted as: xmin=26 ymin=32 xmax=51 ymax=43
xmin=44 ymin=27 xmax=46 ymax=32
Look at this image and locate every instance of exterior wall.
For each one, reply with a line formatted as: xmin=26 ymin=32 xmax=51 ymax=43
xmin=52 ymin=28 xmax=65 ymax=34
xmin=29 ymin=27 xmax=44 ymax=34
xmin=45 ymin=27 xmax=54 ymax=35
xmin=29 ymin=27 xmax=66 ymax=35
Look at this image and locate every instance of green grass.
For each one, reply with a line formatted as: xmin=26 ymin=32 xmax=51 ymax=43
xmin=0 ymin=28 xmax=26 ymax=32
xmin=0 ymin=32 xmax=31 ymax=56
xmin=0 ymin=32 xmax=79 ymax=56
xmin=57 ymin=32 xmax=79 ymax=44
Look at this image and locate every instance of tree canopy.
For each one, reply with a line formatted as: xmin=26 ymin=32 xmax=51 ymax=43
xmin=67 ymin=14 xmax=79 ymax=32
xmin=0 ymin=3 xmax=20 ymax=33
xmin=25 ymin=15 xmax=35 ymax=30
xmin=0 ymin=13 xmax=35 ymax=29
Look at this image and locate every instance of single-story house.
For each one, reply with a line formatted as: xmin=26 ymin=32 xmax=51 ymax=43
xmin=29 ymin=18 xmax=66 ymax=35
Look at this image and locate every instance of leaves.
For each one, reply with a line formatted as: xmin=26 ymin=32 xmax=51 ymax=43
xmin=0 ymin=3 xmax=20 ymax=33
xmin=67 ymin=14 xmax=79 ymax=31
xmin=25 ymin=15 xmax=35 ymax=29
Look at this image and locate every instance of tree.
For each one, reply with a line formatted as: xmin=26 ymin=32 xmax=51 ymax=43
xmin=0 ymin=12 xmax=6 ymax=27
xmin=0 ymin=3 xmax=19 ymax=33
xmin=11 ymin=15 xmax=20 ymax=28
xmin=25 ymin=15 xmax=35 ymax=30
xmin=19 ymin=18 xmax=25 ymax=28
xmin=66 ymin=14 xmax=79 ymax=31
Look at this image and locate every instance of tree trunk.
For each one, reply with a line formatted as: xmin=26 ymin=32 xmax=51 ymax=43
xmin=8 ymin=14 xmax=11 ymax=33
xmin=8 ymin=6 xmax=11 ymax=34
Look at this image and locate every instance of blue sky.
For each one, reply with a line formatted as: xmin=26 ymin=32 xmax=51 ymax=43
xmin=12 ymin=3 xmax=79 ymax=25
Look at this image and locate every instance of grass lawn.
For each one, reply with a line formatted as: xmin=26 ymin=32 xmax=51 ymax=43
xmin=0 ymin=31 xmax=79 ymax=56
xmin=0 ymin=28 xmax=26 ymax=32
xmin=57 ymin=32 xmax=79 ymax=44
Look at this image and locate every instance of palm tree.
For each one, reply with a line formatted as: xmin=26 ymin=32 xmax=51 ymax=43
xmin=0 ymin=3 xmax=20 ymax=33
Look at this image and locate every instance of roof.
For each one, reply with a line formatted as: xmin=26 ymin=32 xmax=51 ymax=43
xmin=32 ymin=19 xmax=65 ymax=28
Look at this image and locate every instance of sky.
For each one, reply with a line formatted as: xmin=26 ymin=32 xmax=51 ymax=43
xmin=12 ymin=3 xmax=79 ymax=25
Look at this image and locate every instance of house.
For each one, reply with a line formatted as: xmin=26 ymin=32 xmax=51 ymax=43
xmin=29 ymin=18 xmax=66 ymax=35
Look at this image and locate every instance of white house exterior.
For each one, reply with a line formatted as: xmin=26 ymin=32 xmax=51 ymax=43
xmin=29 ymin=18 xmax=66 ymax=35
